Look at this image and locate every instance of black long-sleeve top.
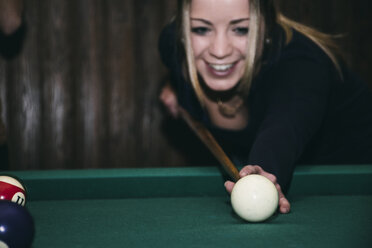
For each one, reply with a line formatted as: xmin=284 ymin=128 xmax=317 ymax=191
xmin=158 ymin=23 xmax=372 ymax=192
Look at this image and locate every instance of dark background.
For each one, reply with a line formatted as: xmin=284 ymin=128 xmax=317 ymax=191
xmin=0 ymin=0 xmax=371 ymax=170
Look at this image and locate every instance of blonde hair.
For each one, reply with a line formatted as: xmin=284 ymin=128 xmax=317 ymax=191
xmin=177 ymin=0 xmax=341 ymax=106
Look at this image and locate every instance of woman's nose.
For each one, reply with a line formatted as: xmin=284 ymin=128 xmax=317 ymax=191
xmin=208 ymin=33 xmax=233 ymax=59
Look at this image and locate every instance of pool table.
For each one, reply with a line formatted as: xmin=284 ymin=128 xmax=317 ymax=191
xmin=6 ymin=164 xmax=372 ymax=248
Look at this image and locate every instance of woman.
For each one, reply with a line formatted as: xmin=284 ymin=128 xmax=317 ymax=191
xmin=158 ymin=0 xmax=372 ymax=214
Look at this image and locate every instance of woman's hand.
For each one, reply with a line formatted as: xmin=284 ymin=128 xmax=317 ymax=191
xmin=0 ymin=0 xmax=24 ymax=35
xmin=159 ymin=83 xmax=179 ymax=118
xmin=224 ymin=165 xmax=291 ymax=214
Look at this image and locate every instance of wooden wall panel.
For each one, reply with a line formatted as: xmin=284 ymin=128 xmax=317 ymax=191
xmin=278 ymin=0 xmax=372 ymax=84
xmin=0 ymin=0 xmax=370 ymax=170
xmin=6 ymin=1 xmax=42 ymax=170
xmin=131 ymin=0 xmax=179 ymax=167
xmin=39 ymin=0 xmax=75 ymax=169
xmin=347 ymin=1 xmax=372 ymax=83
xmin=72 ymin=0 xmax=107 ymax=169
xmin=104 ymin=0 xmax=138 ymax=167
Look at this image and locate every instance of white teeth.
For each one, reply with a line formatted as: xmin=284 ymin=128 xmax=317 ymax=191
xmin=209 ymin=63 xmax=233 ymax=71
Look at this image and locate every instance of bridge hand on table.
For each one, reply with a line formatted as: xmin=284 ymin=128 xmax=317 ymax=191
xmin=224 ymin=165 xmax=291 ymax=214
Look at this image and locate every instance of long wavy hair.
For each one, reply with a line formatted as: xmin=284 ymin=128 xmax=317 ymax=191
xmin=176 ymin=0 xmax=341 ymax=106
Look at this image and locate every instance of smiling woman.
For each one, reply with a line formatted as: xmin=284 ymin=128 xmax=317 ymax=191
xmin=189 ymin=0 xmax=249 ymax=92
xmin=187 ymin=0 xmax=251 ymax=131
xmin=159 ymin=0 xmax=372 ymax=216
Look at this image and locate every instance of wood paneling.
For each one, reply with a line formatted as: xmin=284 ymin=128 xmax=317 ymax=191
xmin=39 ymin=0 xmax=74 ymax=169
xmin=6 ymin=1 xmax=42 ymax=170
xmin=278 ymin=0 xmax=372 ymax=84
xmin=0 ymin=0 xmax=371 ymax=170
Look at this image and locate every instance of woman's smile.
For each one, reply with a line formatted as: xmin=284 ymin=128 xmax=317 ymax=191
xmin=206 ymin=61 xmax=239 ymax=77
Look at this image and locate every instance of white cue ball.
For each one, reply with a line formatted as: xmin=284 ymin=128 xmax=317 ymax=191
xmin=231 ymin=174 xmax=279 ymax=222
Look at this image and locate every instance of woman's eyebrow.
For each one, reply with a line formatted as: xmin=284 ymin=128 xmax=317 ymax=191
xmin=230 ymin=18 xmax=250 ymax=25
xmin=190 ymin=17 xmax=250 ymax=25
xmin=190 ymin=18 xmax=212 ymax=25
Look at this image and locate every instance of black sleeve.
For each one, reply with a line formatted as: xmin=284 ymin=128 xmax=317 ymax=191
xmin=158 ymin=21 xmax=178 ymax=70
xmin=158 ymin=22 xmax=203 ymax=118
xmin=248 ymin=56 xmax=332 ymax=191
xmin=158 ymin=21 xmax=185 ymax=92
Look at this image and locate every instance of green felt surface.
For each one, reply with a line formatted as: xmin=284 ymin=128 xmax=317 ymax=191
xmin=4 ymin=165 xmax=372 ymax=247
xmin=27 ymin=195 xmax=372 ymax=248
xmin=6 ymin=165 xmax=372 ymax=201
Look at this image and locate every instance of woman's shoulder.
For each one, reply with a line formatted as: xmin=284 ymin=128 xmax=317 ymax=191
xmin=253 ymin=28 xmax=340 ymax=96
xmin=258 ymin=29 xmax=335 ymax=86
xmin=277 ymin=29 xmax=331 ymax=65
xmin=258 ymin=28 xmax=338 ymax=84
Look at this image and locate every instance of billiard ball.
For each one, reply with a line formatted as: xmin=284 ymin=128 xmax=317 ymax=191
xmin=231 ymin=174 xmax=279 ymax=222
xmin=0 ymin=201 xmax=35 ymax=248
xmin=0 ymin=175 xmax=27 ymax=206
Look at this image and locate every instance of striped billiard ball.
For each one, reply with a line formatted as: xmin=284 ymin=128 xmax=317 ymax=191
xmin=0 ymin=175 xmax=27 ymax=206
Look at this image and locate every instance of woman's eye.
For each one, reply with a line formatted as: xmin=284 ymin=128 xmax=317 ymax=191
xmin=191 ymin=27 xmax=210 ymax=35
xmin=234 ymin=27 xmax=249 ymax=36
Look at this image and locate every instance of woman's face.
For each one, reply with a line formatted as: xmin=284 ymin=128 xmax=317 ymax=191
xmin=190 ymin=0 xmax=249 ymax=92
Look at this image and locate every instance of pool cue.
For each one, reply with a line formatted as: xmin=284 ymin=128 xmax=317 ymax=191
xmin=179 ymin=107 xmax=240 ymax=182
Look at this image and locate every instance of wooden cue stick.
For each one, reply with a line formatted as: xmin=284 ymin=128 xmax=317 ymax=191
xmin=179 ymin=107 xmax=240 ymax=182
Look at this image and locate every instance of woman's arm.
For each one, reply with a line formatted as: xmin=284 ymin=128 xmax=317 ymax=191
xmin=225 ymin=55 xmax=332 ymax=214
xmin=248 ymin=56 xmax=332 ymax=191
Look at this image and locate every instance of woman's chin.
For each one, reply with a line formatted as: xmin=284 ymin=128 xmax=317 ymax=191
xmin=203 ymin=80 xmax=239 ymax=92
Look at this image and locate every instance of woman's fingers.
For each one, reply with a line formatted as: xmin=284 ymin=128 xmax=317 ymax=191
xmin=239 ymin=165 xmax=262 ymax=177
xmin=224 ymin=180 xmax=235 ymax=194
xmin=279 ymin=197 xmax=291 ymax=214
xmin=159 ymin=85 xmax=179 ymax=118
xmin=227 ymin=164 xmax=291 ymax=214
xmin=276 ymin=184 xmax=291 ymax=213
